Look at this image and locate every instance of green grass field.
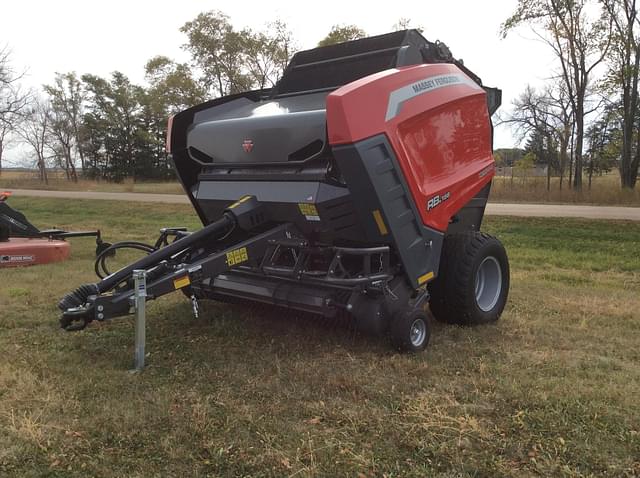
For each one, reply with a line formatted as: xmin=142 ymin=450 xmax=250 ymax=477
xmin=1 ymin=198 xmax=639 ymax=477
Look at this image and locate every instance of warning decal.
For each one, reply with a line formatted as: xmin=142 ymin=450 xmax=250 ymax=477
xmin=226 ymin=247 xmax=249 ymax=266
xmin=298 ymin=203 xmax=320 ymax=221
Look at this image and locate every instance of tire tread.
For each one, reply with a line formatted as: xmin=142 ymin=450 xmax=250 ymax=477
xmin=429 ymin=232 xmax=508 ymax=325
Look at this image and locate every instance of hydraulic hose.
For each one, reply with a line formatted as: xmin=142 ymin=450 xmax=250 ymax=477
xmin=57 ymin=213 xmax=235 ymax=311
xmin=95 ymin=213 xmax=235 ymax=293
xmin=94 ymin=241 xmax=156 ymax=279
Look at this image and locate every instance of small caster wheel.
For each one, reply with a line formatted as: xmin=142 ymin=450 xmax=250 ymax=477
xmin=390 ymin=309 xmax=431 ymax=353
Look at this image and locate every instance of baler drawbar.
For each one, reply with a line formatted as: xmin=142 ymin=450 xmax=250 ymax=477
xmin=59 ymin=30 xmax=510 ymax=351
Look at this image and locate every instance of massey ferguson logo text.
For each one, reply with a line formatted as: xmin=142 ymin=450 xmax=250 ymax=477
xmin=385 ymin=73 xmax=478 ymax=121
xmin=412 ymin=75 xmax=460 ymax=94
xmin=242 ymin=139 xmax=254 ymax=153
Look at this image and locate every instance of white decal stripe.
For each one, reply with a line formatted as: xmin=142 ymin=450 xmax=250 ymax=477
xmin=385 ymin=74 xmax=482 ymax=121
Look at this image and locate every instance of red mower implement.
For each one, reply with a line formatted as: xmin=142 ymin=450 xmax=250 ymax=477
xmin=0 ymin=191 xmax=109 ymax=267
xmin=59 ymin=30 xmax=509 ymax=352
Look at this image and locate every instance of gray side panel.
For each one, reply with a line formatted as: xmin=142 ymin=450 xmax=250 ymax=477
xmin=188 ymin=110 xmax=326 ymax=165
xmin=196 ymin=180 xmax=324 ymax=203
xmin=193 ymin=179 xmax=364 ymax=240
xmin=446 ymin=182 xmax=491 ymax=234
xmin=333 ymin=135 xmax=443 ymax=288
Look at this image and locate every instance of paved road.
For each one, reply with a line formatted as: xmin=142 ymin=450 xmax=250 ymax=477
xmin=7 ymin=188 xmax=640 ymax=221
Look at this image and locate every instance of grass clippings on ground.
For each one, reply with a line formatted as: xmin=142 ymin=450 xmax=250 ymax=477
xmin=0 ymin=197 xmax=638 ymax=477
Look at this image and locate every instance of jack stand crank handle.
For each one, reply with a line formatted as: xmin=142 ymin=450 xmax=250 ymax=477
xmin=190 ymin=294 xmax=199 ymax=319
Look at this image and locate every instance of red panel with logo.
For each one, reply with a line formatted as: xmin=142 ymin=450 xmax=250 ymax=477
xmin=326 ymin=63 xmax=495 ymax=232
xmin=0 ymin=238 xmax=70 ymax=268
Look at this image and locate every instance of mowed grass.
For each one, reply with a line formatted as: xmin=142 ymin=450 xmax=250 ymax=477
xmin=1 ymin=197 xmax=639 ymax=477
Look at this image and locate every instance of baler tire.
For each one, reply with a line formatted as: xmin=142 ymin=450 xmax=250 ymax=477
xmin=390 ymin=309 xmax=431 ymax=353
xmin=428 ymin=232 xmax=509 ymax=326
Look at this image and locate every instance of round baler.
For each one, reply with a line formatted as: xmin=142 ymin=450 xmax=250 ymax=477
xmin=59 ymin=30 xmax=509 ymax=351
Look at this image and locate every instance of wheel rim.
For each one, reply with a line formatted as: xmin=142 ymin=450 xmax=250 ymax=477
xmin=475 ymin=256 xmax=502 ymax=312
xmin=409 ymin=318 xmax=427 ymax=347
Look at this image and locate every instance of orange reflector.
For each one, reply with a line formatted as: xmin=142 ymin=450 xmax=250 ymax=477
xmin=418 ymin=271 xmax=434 ymax=285
xmin=173 ymin=275 xmax=190 ymax=290
xmin=372 ymin=210 xmax=388 ymax=236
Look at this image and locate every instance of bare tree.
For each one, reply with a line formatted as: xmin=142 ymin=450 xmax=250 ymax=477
xmin=547 ymin=82 xmax=573 ymax=189
xmin=500 ymin=84 xmax=573 ymax=190
xmin=601 ymin=0 xmax=640 ymax=188
xmin=44 ymin=72 xmax=86 ymax=174
xmin=392 ymin=18 xmax=424 ymax=32
xmin=586 ymin=106 xmax=618 ymax=188
xmin=0 ymin=117 xmax=14 ymax=175
xmin=48 ymin=102 xmax=78 ymax=182
xmin=503 ymin=0 xmax=613 ymax=190
xmin=508 ymin=86 xmax=556 ymax=190
xmin=243 ymin=21 xmax=295 ymax=89
xmin=0 ymin=46 xmax=31 ymax=175
xmin=19 ymin=99 xmax=52 ymax=184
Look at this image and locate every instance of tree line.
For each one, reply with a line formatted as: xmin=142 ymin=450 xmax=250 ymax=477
xmin=501 ymin=0 xmax=640 ymax=190
xmin=0 ymin=12 xmax=290 ymax=182
xmin=0 ymin=14 xmax=419 ymax=184
xmin=3 ymin=4 xmax=640 ymax=191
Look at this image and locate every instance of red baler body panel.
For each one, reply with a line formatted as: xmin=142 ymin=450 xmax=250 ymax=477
xmin=327 ymin=63 xmax=495 ymax=232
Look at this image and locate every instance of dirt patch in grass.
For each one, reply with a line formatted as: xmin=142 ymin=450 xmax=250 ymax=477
xmin=1 ymin=198 xmax=639 ymax=476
